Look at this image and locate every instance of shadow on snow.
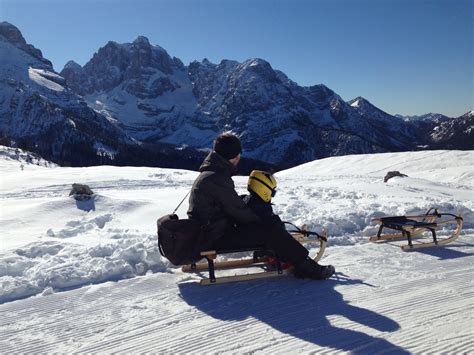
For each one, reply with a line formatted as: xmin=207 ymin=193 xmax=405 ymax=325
xmin=75 ymin=196 xmax=96 ymax=212
xmin=178 ymin=273 xmax=408 ymax=354
xmin=410 ymin=242 xmax=474 ymax=260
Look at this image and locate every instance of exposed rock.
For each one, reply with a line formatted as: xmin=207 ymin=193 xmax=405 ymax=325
xmin=69 ymin=183 xmax=94 ymax=200
xmin=384 ymin=171 xmax=408 ymax=183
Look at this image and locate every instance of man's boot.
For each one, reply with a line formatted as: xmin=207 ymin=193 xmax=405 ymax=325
xmin=294 ymin=257 xmax=335 ymax=280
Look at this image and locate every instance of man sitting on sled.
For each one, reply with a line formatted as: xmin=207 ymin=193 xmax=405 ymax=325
xmin=187 ymin=132 xmax=335 ymax=280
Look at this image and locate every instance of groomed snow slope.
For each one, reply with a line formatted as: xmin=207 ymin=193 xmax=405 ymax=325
xmin=1 ymin=148 xmax=473 ymax=353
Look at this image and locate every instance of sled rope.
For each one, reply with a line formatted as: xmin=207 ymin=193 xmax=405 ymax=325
xmin=172 ymin=191 xmax=191 ymax=214
xmin=283 ymin=221 xmax=327 ymax=242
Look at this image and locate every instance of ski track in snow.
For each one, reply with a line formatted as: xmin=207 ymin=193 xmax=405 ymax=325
xmin=1 ymin=240 xmax=473 ymax=353
xmin=1 ymin=148 xmax=473 ymax=353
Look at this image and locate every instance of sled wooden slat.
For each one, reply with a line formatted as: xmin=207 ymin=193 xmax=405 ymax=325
xmin=200 ymin=268 xmax=294 ymax=285
xmin=181 ymin=257 xmax=269 ymax=272
xmin=369 ymin=233 xmax=404 ymax=241
xmin=200 ymin=250 xmax=217 ymax=257
xmin=401 ymin=217 xmax=464 ymax=251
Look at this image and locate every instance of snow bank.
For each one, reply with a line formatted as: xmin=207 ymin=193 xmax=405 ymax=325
xmin=0 ymin=145 xmax=56 ymax=168
xmin=0 ymin=236 xmax=167 ymax=303
xmin=274 ymin=150 xmax=474 ymax=242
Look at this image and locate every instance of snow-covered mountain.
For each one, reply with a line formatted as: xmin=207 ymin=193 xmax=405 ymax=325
xmin=395 ymin=112 xmax=451 ymax=122
xmin=187 ymin=59 xmax=415 ymax=165
xmin=355 ymin=101 xmax=473 ymax=149
xmin=397 ymin=111 xmax=473 ymax=149
xmin=0 ymin=22 xmax=133 ymax=166
xmin=347 ymin=97 xmax=417 ymax=148
xmin=60 ymin=37 xmax=200 ymax=144
xmin=0 ymin=23 xmax=273 ymax=172
xmin=2 ymin=22 xmax=471 ymax=169
xmin=61 ymin=37 xmax=443 ymax=167
xmin=430 ymin=110 xmax=474 ymax=150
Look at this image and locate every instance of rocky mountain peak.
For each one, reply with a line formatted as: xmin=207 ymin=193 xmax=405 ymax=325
xmin=60 ymin=61 xmax=87 ymax=94
xmin=63 ymin=60 xmax=83 ymax=71
xmin=242 ymin=58 xmax=274 ymax=73
xmin=0 ymin=22 xmax=52 ymax=69
xmin=349 ymin=96 xmax=371 ymax=108
xmin=349 ymin=96 xmax=394 ymax=118
xmin=234 ymin=58 xmax=280 ymax=84
xmin=132 ymin=35 xmax=150 ymax=45
xmin=65 ymin=36 xmax=184 ymax=95
xmin=0 ymin=21 xmax=26 ymax=45
xmin=247 ymin=58 xmax=270 ymax=67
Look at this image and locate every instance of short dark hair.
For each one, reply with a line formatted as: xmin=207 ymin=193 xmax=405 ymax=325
xmin=213 ymin=132 xmax=242 ymax=160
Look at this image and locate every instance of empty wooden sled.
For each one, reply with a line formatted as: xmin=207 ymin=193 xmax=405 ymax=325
xmin=370 ymin=208 xmax=464 ymax=251
xmin=182 ymin=224 xmax=327 ymax=285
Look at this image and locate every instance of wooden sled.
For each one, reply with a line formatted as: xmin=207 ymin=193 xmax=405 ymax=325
xmin=370 ymin=208 xmax=464 ymax=251
xmin=182 ymin=224 xmax=327 ymax=285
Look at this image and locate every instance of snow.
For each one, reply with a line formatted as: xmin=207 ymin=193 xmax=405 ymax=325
xmin=0 ymin=38 xmax=64 ymax=94
xmin=28 ymin=68 xmax=65 ymax=92
xmin=1 ymin=147 xmax=473 ymax=353
xmin=84 ymin=68 xmax=198 ymax=142
xmin=160 ymin=123 xmax=217 ymax=147
xmin=350 ymin=99 xmax=360 ymax=108
xmin=93 ymin=142 xmax=117 ymax=158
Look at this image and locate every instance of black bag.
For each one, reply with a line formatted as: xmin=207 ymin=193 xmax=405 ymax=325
xmin=157 ymin=214 xmax=208 ymax=266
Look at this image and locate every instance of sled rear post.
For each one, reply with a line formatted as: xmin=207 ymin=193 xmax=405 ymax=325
xmin=206 ymin=256 xmax=216 ymax=283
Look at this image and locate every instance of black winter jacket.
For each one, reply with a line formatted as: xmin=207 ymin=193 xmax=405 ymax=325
xmin=242 ymin=193 xmax=274 ymax=219
xmin=243 ymin=193 xmax=286 ymax=229
xmin=187 ymin=151 xmax=260 ymax=241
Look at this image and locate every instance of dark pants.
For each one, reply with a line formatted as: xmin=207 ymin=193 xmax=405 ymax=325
xmin=212 ymin=220 xmax=309 ymax=264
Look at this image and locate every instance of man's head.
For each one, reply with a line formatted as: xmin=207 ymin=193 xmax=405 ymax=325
xmin=213 ymin=132 xmax=242 ymax=166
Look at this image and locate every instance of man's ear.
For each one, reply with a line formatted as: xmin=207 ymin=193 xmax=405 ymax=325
xmin=228 ymin=154 xmax=241 ymax=166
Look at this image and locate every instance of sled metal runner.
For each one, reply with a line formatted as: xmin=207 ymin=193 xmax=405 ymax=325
xmin=370 ymin=208 xmax=463 ymax=251
xmin=182 ymin=226 xmax=327 ymax=285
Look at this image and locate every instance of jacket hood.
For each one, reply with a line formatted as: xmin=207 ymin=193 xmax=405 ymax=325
xmin=199 ymin=151 xmax=235 ymax=176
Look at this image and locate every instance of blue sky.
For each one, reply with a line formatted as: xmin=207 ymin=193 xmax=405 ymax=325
xmin=1 ymin=0 xmax=472 ymax=116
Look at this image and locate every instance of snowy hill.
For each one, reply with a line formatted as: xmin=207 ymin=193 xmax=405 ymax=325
xmin=0 ymin=145 xmax=56 ymax=167
xmin=1 ymin=148 xmax=473 ymax=352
